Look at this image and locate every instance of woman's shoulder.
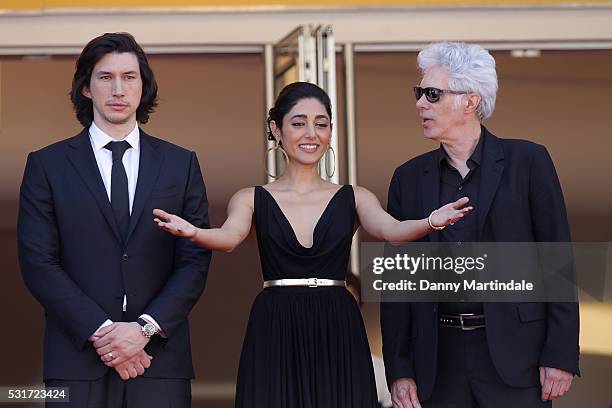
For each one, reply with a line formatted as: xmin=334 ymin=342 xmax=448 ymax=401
xmin=234 ymin=186 xmax=256 ymax=195
xmin=229 ymin=186 xmax=256 ymax=207
xmin=352 ymin=185 xmax=380 ymax=207
xmin=352 ymin=184 xmax=371 ymax=196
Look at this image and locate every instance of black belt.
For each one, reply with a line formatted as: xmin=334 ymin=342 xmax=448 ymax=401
xmin=439 ymin=313 xmax=485 ymax=330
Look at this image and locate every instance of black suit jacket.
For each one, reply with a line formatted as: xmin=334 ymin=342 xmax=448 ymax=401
xmin=381 ymin=127 xmax=579 ymax=400
xmin=18 ymin=128 xmax=212 ymax=381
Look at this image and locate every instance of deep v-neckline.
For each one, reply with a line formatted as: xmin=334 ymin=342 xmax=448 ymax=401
xmin=260 ymin=185 xmax=346 ymax=250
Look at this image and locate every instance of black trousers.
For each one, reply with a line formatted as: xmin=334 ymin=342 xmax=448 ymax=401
xmin=45 ymin=370 xmax=190 ymax=408
xmin=422 ymin=327 xmax=551 ymax=408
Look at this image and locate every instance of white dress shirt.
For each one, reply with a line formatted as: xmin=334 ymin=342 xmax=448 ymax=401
xmin=88 ymin=122 xmax=163 ymax=338
xmin=89 ymin=121 xmax=140 ymax=213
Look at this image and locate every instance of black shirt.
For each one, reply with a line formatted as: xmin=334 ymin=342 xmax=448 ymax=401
xmin=438 ymin=132 xmax=484 ymax=315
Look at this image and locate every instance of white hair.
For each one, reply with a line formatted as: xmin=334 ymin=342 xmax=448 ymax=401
xmin=417 ymin=42 xmax=498 ymax=121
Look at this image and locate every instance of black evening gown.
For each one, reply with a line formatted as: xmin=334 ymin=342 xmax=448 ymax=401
xmin=235 ymin=185 xmax=378 ymax=408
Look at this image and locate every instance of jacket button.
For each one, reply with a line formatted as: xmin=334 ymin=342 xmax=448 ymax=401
xmin=122 ymin=253 xmax=129 ymax=261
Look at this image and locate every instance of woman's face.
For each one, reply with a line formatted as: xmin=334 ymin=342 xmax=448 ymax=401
xmin=271 ymin=97 xmax=332 ymax=166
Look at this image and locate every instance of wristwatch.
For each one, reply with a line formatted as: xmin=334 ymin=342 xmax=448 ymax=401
xmin=137 ymin=318 xmax=158 ymax=338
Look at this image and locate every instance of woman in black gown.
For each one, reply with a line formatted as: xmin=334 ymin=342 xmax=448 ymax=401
xmin=153 ymin=82 xmax=470 ymax=408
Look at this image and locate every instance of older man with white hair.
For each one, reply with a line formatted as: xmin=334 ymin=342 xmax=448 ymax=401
xmin=381 ymin=42 xmax=579 ymax=408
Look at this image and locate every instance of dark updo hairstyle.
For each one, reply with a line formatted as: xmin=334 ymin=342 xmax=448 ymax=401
xmin=267 ymin=82 xmax=332 ymax=141
xmin=70 ymin=32 xmax=159 ymax=127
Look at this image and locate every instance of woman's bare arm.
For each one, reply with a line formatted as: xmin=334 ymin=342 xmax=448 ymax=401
xmin=153 ymin=187 xmax=254 ymax=252
xmin=354 ymin=186 xmax=471 ymax=242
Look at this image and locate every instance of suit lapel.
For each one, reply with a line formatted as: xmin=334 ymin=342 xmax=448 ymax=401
xmin=67 ymin=129 xmax=123 ymax=243
xmin=477 ymin=128 xmax=505 ymax=240
xmin=126 ymin=131 xmax=163 ymax=243
xmin=422 ymin=153 xmax=441 ymax=242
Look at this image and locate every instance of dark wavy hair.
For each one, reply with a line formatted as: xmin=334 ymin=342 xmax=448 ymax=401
xmin=267 ymin=82 xmax=332 ymax=141
xmin=70 ymin=32 xmax=158 ymax=127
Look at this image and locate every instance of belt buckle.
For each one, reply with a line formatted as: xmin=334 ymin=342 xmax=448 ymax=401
xmin=459 ymin=313 xmax=477 ymax=331
xmin=307 ymin=278 xmax=318 ymax=288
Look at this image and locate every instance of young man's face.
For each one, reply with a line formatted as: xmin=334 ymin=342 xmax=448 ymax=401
xmin=82 ymin=52 xmax=143 ymax=130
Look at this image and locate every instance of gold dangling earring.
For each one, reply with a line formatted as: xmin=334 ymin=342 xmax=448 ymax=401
xmin=324 ymin=145 xmax=336 ymax=179
xmin=264 ymin=139 xmax=289 ymax=179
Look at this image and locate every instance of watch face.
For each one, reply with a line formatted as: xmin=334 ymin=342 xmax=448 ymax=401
xmin=143 ymin=323 xmax=157 ymax=336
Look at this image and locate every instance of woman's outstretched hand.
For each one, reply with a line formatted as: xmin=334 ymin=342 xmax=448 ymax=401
xmin=153 ymin=209 xmax=197 ymax=239
xmin=430 ymin=197 xmax=473 ymax=229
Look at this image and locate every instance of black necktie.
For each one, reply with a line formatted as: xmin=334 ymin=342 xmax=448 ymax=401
xmin=105 ymin=141 xmax=131 ymax=240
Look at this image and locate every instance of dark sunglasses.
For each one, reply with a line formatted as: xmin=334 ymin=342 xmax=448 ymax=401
xmin=413 ymin=86 xmax=468 ymax=103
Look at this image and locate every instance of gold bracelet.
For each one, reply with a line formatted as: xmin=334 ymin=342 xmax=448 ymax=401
xmin=428 ymin=210 xmax=446 ymax=231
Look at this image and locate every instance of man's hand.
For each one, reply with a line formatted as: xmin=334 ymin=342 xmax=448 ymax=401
xmin=113 ymin=350 xmax=153 ymax=380
xmin=94 ymin=322 xmax=149 ymax=367
xmin=391 ymin=377 xmax=422 ymax=408
xmin=540 ymin=366 xmax=574 ymax=401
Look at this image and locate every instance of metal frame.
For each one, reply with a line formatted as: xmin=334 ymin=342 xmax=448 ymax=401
xmin=316 ymin=25 xmax=339 ymax=183
xmin=3 ymin=3 xmax=612 ymax=15
xmin=343 ymin=42 xmax=361 ymax=277
xmin=354 ymin=41 xmax=612 ymax=53
xmin=265 ymin=25 xmax=340 ymax=183
xmin=264 ymin=44 xmax=276 ymax=182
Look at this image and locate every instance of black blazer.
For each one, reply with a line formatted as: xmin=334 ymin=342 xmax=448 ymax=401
xmin=18 ymin=129 xmax=212 ymax=381
xmin=380 ymin=127 xmax=579 ymax=400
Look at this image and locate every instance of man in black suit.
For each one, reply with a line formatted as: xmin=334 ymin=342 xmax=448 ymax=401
xmin=18 ymin=32 xmax=211 ymax=407
xmin=381 ymin=42 xmax=579 ymax=407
